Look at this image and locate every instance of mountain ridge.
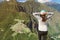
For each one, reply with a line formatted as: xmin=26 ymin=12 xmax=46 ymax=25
xmin=45 ymin=2 xmax=60 ymax=11
xmin=0 ymin=1 xmax=60 ymax=40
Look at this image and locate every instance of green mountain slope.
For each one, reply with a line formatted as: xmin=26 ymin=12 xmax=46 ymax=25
xmin=18 ymin=1 xmax=60 ymax=35
xmin=0 ymin=0 xmax=60 ymax=40
xmin=0 ymin=1 xmax=38 ymax=40
xmin=18 ymin=1 xmax=60 ymax=40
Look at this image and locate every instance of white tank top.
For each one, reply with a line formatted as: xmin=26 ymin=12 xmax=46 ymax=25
xmin=38 ymin=19 xmax=48 ymax=31
xmin=33 ymin=12 xmax=53 ymax=31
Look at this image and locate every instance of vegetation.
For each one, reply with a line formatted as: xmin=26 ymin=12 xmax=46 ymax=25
xmin=0 ymin=0 xmax=60 ymax=40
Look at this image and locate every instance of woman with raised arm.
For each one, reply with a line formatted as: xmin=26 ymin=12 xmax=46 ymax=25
xmin=33 ymin=10 xmax=54 ymax=40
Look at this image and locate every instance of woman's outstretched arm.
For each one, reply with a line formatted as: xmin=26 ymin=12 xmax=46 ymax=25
xmin=46 ymin=12 xmax=54 ymax=19
xmin=33 ymin=12 xmax=41 ymax=19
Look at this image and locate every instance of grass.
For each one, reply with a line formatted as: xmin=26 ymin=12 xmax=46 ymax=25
xmin=0 ymin=1 xmax=60 ymax=40
xmin=0 ymin=11 xmax=38 ymax=40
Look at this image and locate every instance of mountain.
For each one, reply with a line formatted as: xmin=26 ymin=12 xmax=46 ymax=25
xmin=45 ymin=2 xmax=60 ymax=11
xmin=0 ymin=0 xmax=60 ymax=40
xmin=0 ymin=1 xmax=38 ymax=40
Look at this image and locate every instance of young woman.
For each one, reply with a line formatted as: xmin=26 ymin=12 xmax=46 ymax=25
xmin=33 ymin=10 xmax=54 ymax=40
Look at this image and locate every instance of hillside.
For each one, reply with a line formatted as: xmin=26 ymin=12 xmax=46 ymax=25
xmin=0 ymin=0 xmax=60 ymax=40
xmin=0 ymin=1 xmax=38 ymax=40
xmin=18 ymin=1 xmax=60 ymax=39
xmin=45 ymin=2 xmax=60 ymax=12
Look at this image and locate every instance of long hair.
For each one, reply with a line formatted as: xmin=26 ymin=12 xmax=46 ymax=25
xmin=40 ymin=13 xmax=47 ymax=22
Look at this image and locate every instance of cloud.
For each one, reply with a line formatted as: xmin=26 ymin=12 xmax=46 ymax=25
xmin=6 ymin=0 xmax=10 ymax=1
xmin=38 ymin=0 xmax=52 ymax=3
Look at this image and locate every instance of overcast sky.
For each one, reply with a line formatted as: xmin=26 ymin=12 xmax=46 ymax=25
xmin=38 ymin=0 xmax=52 ymax=3
xmin=0 ymin=0 xmax=60 ymax=4
xmin=17 ymin=0 xmax=60 ymax=4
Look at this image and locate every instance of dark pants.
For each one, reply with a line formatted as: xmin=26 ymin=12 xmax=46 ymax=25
xmin=38 ymin=31 xmax=48 ymax=40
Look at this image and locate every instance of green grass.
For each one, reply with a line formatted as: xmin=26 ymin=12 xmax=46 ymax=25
xmin=0 ymin=1 xmax=60 ymax=40
xmin=0 ymin=11 xmax=38 ymax=40
xmin=0 ymin=1 xmax=38 ymax=40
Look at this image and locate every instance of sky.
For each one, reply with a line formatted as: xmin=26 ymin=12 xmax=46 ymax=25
xmin=52 ymin=0 xmax=60 ymax=4
xmin=0 ymin=0 xmax=60 ymax=4
xmin=38 ymin=0 xmax=60 ymax=4
xmin=17 ymin=0 xmax=27 ymax=2
xmin=38 ymin=0 xmax=52 ymax=3
xmin=17 ymin=0 xmax=60 ymax=4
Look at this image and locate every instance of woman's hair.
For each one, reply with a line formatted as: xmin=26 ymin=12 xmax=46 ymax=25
xmin=40 ymin=13 xmax=47 ymax=22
